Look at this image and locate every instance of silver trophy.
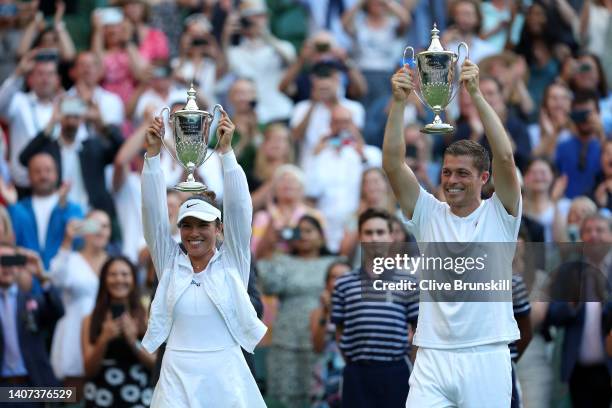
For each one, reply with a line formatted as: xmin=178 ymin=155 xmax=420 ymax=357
xmin=404 ymin=24 xmax=469 ymax=134
xmin=159 ymin=85 xmax=223 ymax=192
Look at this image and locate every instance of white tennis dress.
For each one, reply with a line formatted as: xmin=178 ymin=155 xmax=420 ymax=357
xmin=150 ymin=270 xmax=266 ymax=408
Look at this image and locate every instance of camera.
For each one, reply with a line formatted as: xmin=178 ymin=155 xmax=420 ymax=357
xmin=110 ymin=303 xmax=126 ymax=319
xmin=192 ymin=37 xmax=208 ymax=47
xmin=280 ymin=227 xmax=300 ymax=241
xmin=240 ymin=16 xmax=252 ymax=29
xmin=314 ymin=41 xmax=331 ymax=53
xmin=34 ymin=49 xmax=59 ymax=63
xmin=0 ymin=254 xmax=27 ymax=267
xmin=570 ymin=109 xmax=590 ymax=124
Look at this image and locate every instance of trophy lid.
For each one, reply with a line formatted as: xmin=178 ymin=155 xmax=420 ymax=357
xmin=184 ymin=84 xmax=200 ymax=111
xmin=426 ymin=23 xmax=445 ymax=52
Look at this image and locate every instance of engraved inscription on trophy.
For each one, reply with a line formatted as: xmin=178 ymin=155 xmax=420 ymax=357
xmin=158 ymin=85 xmax=224 ymax=192
xmin=403 ymin=24 xmax=469 ymax=134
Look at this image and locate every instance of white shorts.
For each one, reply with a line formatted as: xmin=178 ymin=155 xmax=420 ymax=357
xmin=406 ymin=343 xmax=512 ymax=408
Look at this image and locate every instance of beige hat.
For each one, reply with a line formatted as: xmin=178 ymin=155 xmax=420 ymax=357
xmin=240 ymin=0 xmax=268 ymax=17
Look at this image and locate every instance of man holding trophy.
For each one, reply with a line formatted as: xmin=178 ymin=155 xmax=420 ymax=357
xmin=140 ymin=89 xmax=267 ymax=406
xmin=383 ymin=28 xmax=522 ymax=407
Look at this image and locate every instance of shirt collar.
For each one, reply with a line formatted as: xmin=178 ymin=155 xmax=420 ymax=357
xmin=0 ymin=283 xmax=18 ymax=298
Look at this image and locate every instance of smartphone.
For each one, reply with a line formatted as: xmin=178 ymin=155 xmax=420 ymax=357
xmin=0 ymin=254 xmax=27 ymax=267
xmin=0 ymin=3 xmax=18 ymax=18
xmin=191 ymin=37 xmax=208 ymax=47
xmin=240 ymin=16 xmax=252 ymax=28
xmin=577 ymin=63 xmax=592 ymax=73
xmin=405 ymin=144 xmax=418 ymax=159
xmin=152 ymin=65 xmax=171 ymax=79
xmin=79 ymin=219 xmax=101 ymax=235
xmin=110 ymin=303 xmax=125 ymax=319
xmin=34 ymin=49 xmax=59 ymax=62
xmin=570 ymin=109 xmax=590 ymax=124
xmin=60 ymin=97 xmax=87 ymax=117
xmin=314 ymin=41 xmax=331 ymax=53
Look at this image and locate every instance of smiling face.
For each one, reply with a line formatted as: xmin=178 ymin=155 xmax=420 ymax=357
xmin=441 ymin=154 xmax=488 ymax=210
xmin=581 ymin=217 xmax=612 ymax=245
xmin=292 ymin=218 xmax=325 ymax=256
xmin=453 ymin=0 xmax=480 ymax=34
xmin=28 ymin=61 xmax=60 ymax=100
xmin=29 ymin=153 xmax=58 ymax=197
xmin=274 ymin=171 xmax=303 ymax=204
xmin=229 ymin=79 xmax=257 ymax=114
xmin=544 ymin=83 xmax=571 ymax=121
xmin=262 ymin=125 xmax=290 ymax=161
xmin=105 ymin=259 xmax=134 ymax=301
xmin=524 ymin=159 xmax=554 ymax=194
xmin=179 ymin=216 xmax=220 ymax=259
xmin=362 ymin=169 xmax=389 ymax=206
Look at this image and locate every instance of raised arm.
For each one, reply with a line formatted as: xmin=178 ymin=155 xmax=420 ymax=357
xmin=217 ymin=111 xmax=253 ymax=288
xmin=461 ymin=60 xmax=520 ymax=216
xmin=382 ymin=67 xmax=421 ymax=219
xmin=142 ymin=117 xmax=176 ymax=279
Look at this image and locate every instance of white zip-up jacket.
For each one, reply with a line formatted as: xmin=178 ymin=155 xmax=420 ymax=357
xmin=140 ymin=150 xmax=267 ymax=354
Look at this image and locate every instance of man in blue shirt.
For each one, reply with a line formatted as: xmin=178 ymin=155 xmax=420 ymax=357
xmin=5 ymin=153 xmax=82 ymax=271
xmin=332 ymin=208 xmax=418 ymax=408
xmin=555 ymin=91 xmax=606 ymax=198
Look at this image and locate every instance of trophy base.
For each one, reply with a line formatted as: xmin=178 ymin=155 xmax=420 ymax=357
xmin=421 ymin=123 xmax=455 ymax=134
xmin=174 ymin=181 xmax=207 ymax=193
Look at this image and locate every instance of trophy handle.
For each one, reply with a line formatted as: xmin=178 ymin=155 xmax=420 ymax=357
xmin=448 ymin=42 xmax=471 ymax=104
xmin=203 ymin=104 xmax=226 ymax=164
xmin=158 ymin=107 xmax=183 ymax=169
xmin=402 ymin=46 xmax=429 ymax=107
xmin=402 ymin=46 xmax=415 ymax=68
xmin=457 ymin=41 xmax=470 ymax=62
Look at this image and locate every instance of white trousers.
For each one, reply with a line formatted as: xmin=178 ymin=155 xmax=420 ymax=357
xmin=406 ymin=343 xmax=512 ymax=408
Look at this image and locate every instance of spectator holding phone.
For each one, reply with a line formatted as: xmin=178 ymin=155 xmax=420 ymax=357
xmin=0 ymin=243 xmax=64 ymax=395
xmin=258 ymin=215 xmax=337 ymax=407
xmin=251 ymin=164 xmax=325 ymax=259
xmin=16 ymin=1 xmax=76 ymax=64
xmin=66 ymin=51 xmax=125 ymax=128
xmin=0 ymin=0 xmax=28 ymax=82
xmin=18 ymin=96 xmax=123 ymax=240
xmin=223 ymin=0 xmax=297 ymax=123
xmin=555 ymin=91 xmax=605 ymax=199
xmin=119 ymin=0 xmax=169 ymax=63
xmin=207 ymin=78 xmax=261 ymax=176
xmin=0 ymin=53 xmax=62 ymax=196
xmin=2 ymin=152 xmax=83 ymax=273
xmin=45 ymin=211 xmax=111 ymax=401
xmin=81 ymin=256 xmax=155 ymax=408
xmin=172 ymin=24 xmax=226 ymax=107
xmin=91 ymin=7 xmax=147 ymax=106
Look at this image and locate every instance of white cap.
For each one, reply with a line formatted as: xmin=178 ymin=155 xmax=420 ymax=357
xmin=177 ymin=198 xmax=221 ymax=225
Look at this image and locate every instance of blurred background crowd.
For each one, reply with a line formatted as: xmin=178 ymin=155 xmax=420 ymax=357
xmin=0 ymin=0 xmax=611 ymax=406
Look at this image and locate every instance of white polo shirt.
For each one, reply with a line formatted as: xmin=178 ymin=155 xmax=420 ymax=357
xmin=403 ymin=187 xmax=522 ymax=349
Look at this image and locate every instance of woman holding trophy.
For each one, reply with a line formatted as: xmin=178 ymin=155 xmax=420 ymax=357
xmin=140 ymin=105 xmax=267 ymax=406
